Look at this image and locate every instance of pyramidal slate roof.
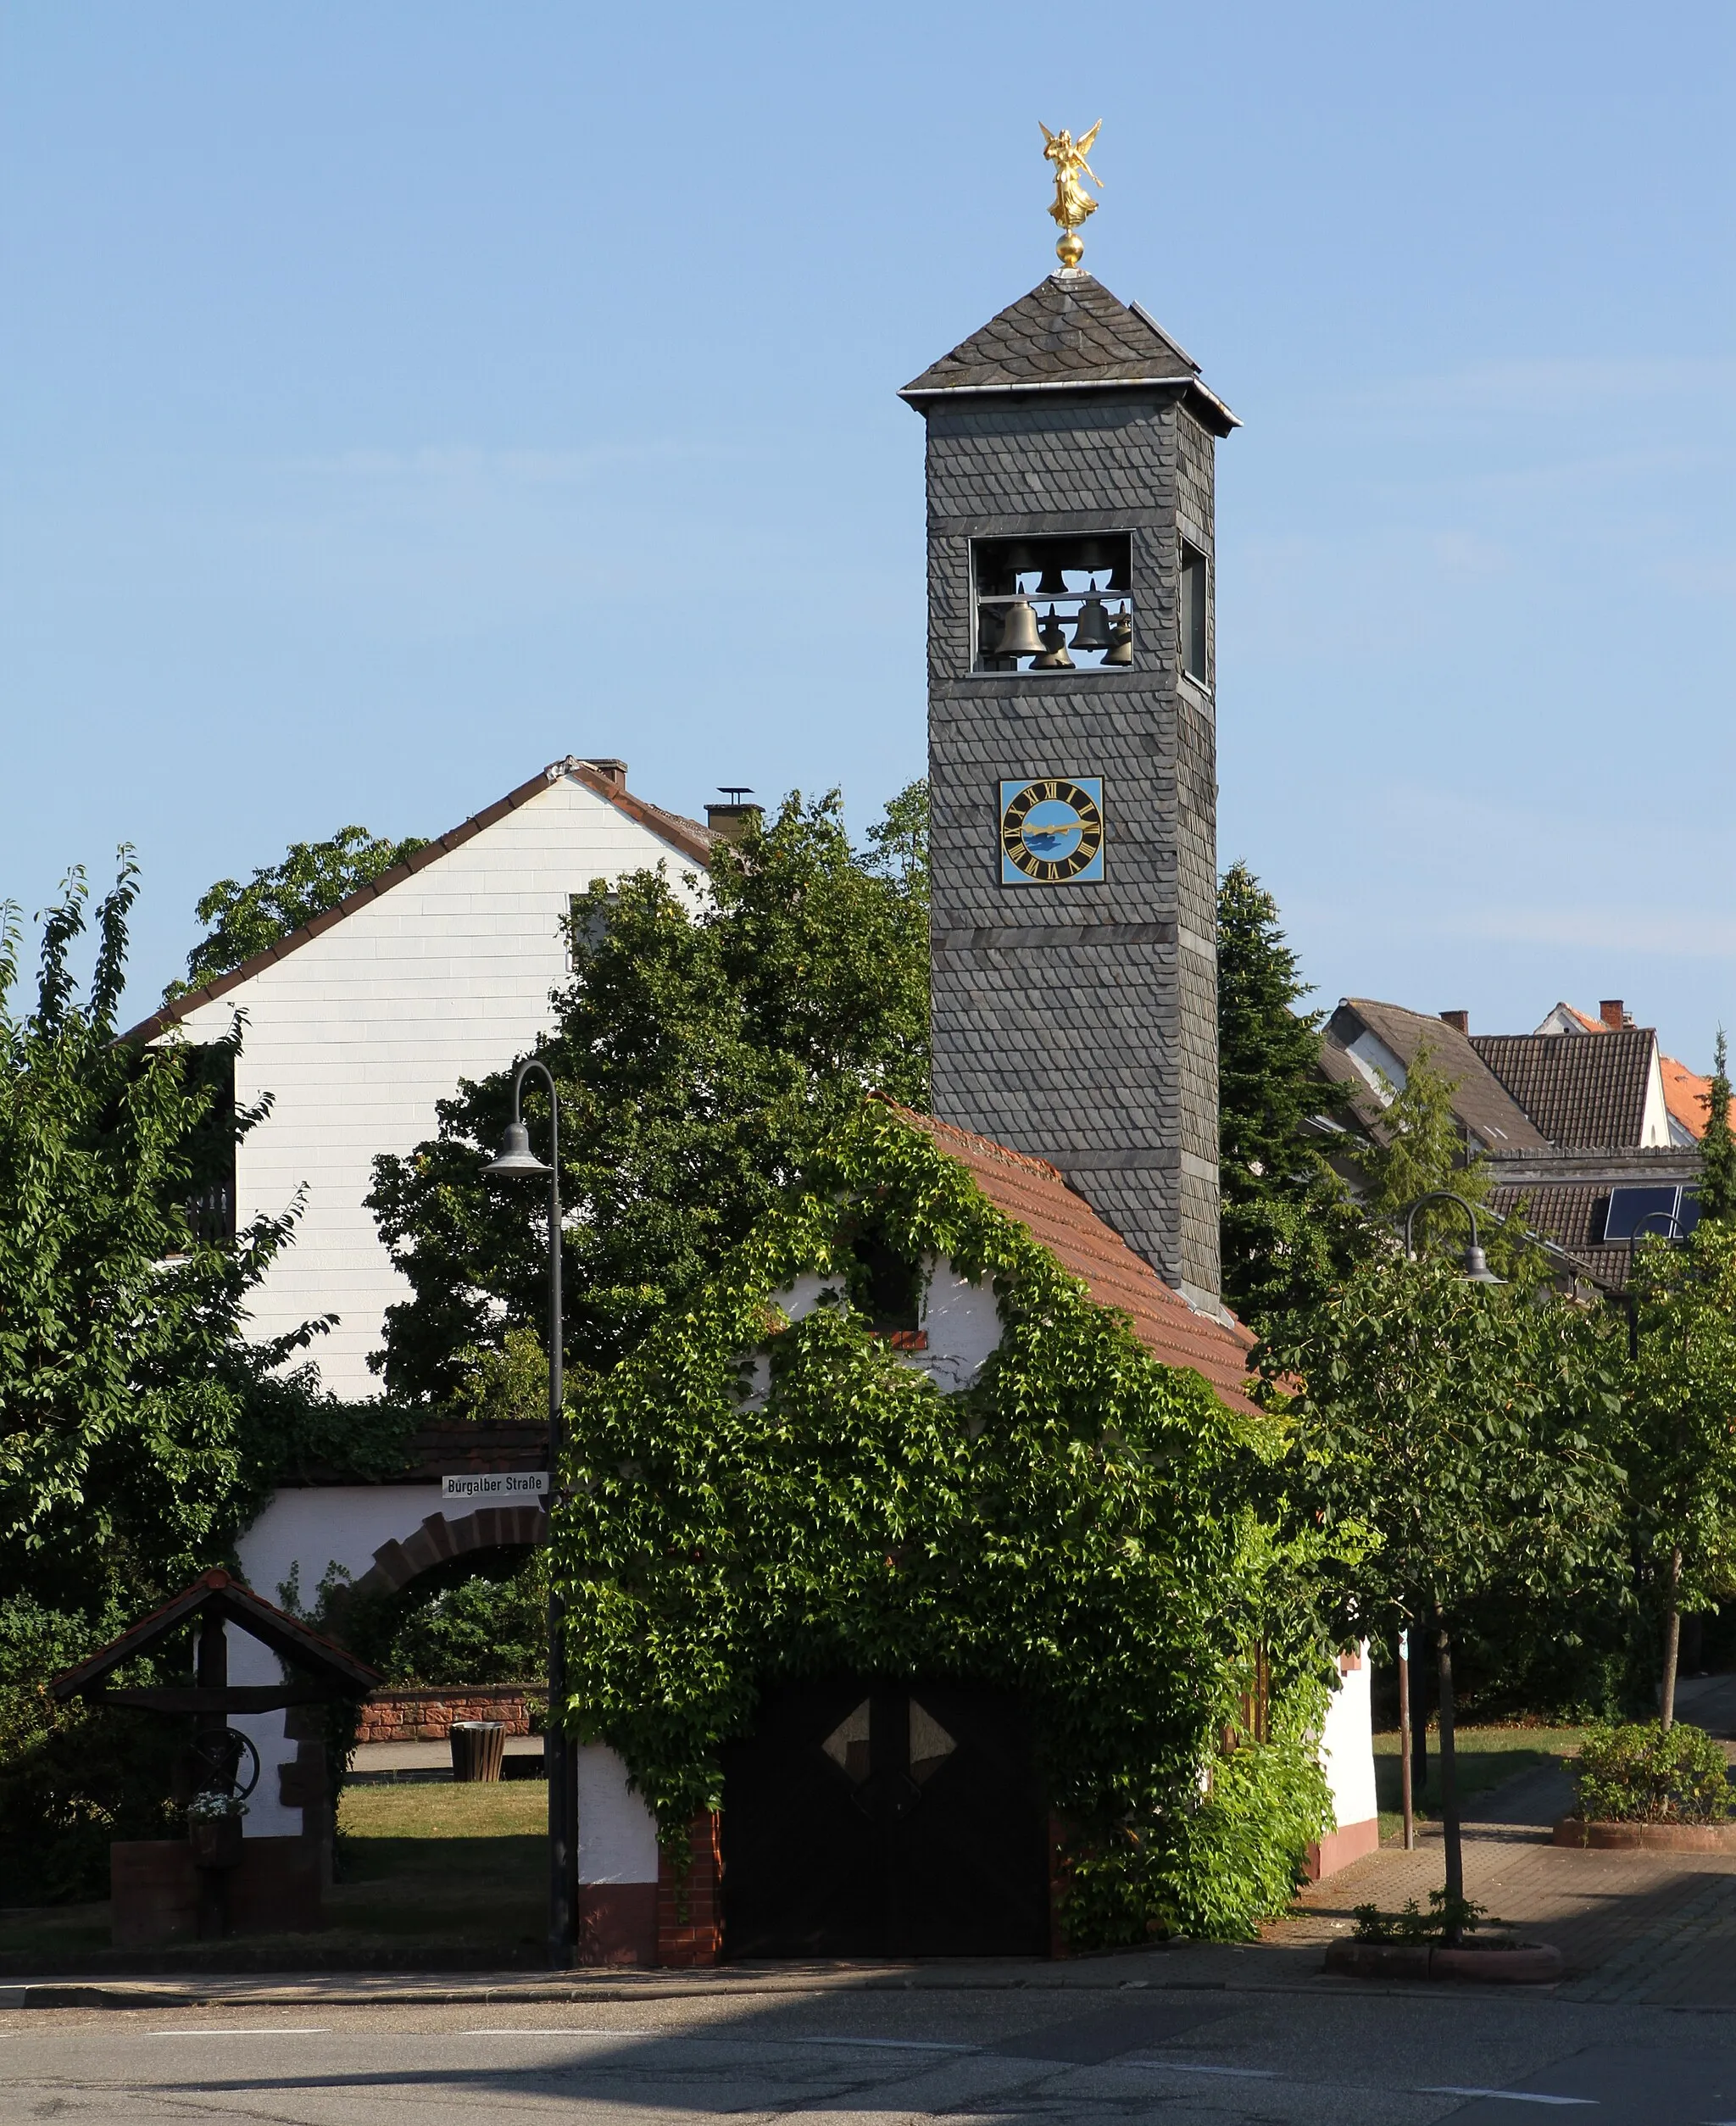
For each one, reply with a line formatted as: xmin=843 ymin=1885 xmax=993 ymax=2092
xmin=899 ymin=271 xmax=1238 ymax=435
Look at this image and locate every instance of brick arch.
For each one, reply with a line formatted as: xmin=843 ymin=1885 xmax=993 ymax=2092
xmin=346 ymin=1505 xmax=548 ymax=1603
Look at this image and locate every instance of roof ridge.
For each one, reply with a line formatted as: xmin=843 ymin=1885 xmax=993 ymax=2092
xmin=123 ymin=759 xmax=715 ymax=1045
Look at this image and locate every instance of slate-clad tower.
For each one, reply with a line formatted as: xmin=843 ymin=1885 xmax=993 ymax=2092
xmin=901 ymin=270 xmax=1237 ymax=1311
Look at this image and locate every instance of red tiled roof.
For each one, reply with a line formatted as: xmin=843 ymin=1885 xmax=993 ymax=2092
xmin=123 ymin=759 xmax=715 ymax=1046
xmin=1661 ymin=1055 xmax=1736 ymax=1142
xmin=889 ymin=1105 xmax=1260 ymax=1416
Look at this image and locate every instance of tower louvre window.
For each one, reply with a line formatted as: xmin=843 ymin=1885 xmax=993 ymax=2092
xmin=1180 ymin=541 xmax=1209 ymax=685
xmin=971 ymin=533 xmax=1132 ymax=675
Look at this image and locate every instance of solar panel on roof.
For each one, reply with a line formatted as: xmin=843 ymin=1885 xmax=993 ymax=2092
xmin=1601 ymin=1184 xmax=1694 ymax=1244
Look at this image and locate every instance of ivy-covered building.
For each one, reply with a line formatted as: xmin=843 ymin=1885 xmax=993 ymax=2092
xmin=559 ymin=1100 xmax=1375 ymax=1966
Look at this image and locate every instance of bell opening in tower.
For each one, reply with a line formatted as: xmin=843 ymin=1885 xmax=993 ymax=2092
xmin=971 ymin=532 xmax=1133 ymax=675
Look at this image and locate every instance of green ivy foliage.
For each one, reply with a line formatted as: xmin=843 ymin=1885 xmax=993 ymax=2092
xmin=558 ymin=1102 xmax=1349 ymax=1946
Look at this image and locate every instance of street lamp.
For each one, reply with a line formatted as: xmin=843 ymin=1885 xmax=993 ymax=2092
xmin=1401 ymin=1189 xmax=1505 ymax=1284
xmin=484 ymin=1060 xmax=575 ymax=1969
xmin=1622 ymin=1208 xmax=1686 ymax=1359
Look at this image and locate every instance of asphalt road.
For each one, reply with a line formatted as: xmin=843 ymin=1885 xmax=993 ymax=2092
xmin=8 ymin=1985 xmax=1736 ymax=2124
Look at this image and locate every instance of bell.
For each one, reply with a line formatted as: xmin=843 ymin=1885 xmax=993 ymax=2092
xmin=1071 ymin=584 xmax=1113 ymax=653
xmin=994 ymin=596 xmax=1043 ymax=660
xmin=1036 ymin=560 xmax=1070 ymax=597
xmin=1104 ymin=606 xmax=1132 ymax=666
xmin=1032 ymin=607 xmax=1074 ymax=670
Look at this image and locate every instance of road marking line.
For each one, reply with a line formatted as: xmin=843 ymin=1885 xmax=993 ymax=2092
xmin=1421 ymin=2090 xmax=1596 ymax=2107
xmin=1130 ymin=2062 xmax=1276 ymax=2079
xmin=147 ymin=2029 xmax=331 ymax=2038
xmin=792 ymin=2038 xmax=977 ymax=2053
xmin=462 ymin=2029 xmax=657 ymax=2038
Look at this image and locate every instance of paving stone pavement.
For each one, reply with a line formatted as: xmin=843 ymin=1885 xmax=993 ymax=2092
xmin=1266 ymin=1737 xmax=1736 ymax=2006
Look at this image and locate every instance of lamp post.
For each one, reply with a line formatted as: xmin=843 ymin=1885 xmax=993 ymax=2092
xmin=1395 ymin=1188 xmax=1505 ymax=1928
xmin=485 ymin=1060 xmax=575 ymax=1968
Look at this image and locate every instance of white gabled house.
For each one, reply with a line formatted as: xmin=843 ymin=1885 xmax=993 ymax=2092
xmin=125 ymin=757 xmax=715 ymax=1399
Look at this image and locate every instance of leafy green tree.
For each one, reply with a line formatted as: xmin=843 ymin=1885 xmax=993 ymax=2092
xmin=1215 ymin=862 xmax=1362 ymax=1323
xmin=1699 ymin=1031 xmax=1736 ymax=1223
xmin=1260 ymin=1255 xmax=1627 ymax=1938
xmin=168 ymin=825 xmax=428 ymax=998
xmin=368 ymin=786 xmax=930 ymax=1400
xmin=1626 ymin=1216 xmax=1736 ymax=1727
xmin=0 ymin=859 xmax=389 ymax=1899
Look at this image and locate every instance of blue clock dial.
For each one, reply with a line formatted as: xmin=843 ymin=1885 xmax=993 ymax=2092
xmin=999 ymin=777 xmax=1105 ymax=885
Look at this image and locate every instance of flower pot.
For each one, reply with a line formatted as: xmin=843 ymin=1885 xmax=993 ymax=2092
xmin=188 ymin=1814 xmax=244 ymax=1869
xmin=1553 ymin=1815 xmax=1736 ymax=1852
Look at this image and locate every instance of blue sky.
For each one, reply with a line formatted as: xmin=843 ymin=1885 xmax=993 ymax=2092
xmin=3 ymin=2 xmax=1732 ymax=1062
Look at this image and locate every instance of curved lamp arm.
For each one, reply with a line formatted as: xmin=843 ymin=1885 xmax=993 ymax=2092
xmin=1401 ymin=1189 xmax=1504 ymax=1285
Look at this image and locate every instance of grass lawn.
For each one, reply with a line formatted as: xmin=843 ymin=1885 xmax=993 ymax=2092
xmin=0 ymin=1779 xmax=553 ymax=1971
xmin=1372 ymin=1724 xmax=1587 ymax=1844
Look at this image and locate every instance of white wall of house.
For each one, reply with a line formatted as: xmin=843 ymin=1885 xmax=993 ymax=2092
xmin=166 ymin=765 xmax=707 ymax=1399
xmin=233 ymin=1482 xmax=448 ymax=1837
xmin=1321 ymin=1649 xmax=1378 ymax=1834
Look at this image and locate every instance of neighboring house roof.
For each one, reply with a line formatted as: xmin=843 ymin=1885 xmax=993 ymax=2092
xmin=124 ymin=758 xmax=715 ymax=1047
xmin=893 ymin=1105 xmax=1260 ymax=1417
xmin=1533 ymin=999 xmax=1732 ymax=1144
xmin=1661 ymin=1054 xmax=1736 ymax=1141
xmin=1320 ymin=1000 xmax=1550 ymax=1152
xmin=899 ymin=271 xmax=1238 ymax=435
xmin=1471 ymin=1030 xmax=1656 ymax=1149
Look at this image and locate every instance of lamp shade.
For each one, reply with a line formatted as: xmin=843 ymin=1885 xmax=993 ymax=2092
xmin=485 ymin=1120 xmax=551 ymax=1179
xmin=1462 ymin=1244 xmax=1505 ymax=1285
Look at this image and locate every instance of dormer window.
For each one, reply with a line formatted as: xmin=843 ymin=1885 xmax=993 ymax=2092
xmin=972 ymin=533 xmax=1132 ymax=674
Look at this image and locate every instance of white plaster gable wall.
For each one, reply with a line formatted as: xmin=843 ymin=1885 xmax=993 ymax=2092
xmin=1640 ymin=1044 xmax=1672 ymax=1148
xmin=1344 ymin=1029 xmax=1405 ymax=1105
xmin=1319 ymin=1650 xmax=1378 ymax=1832
xmin=749 ymin=1257 xmax=1004 ymax=1403
xmin=231 ymin=1483 xmax=448 ymax=1837
xmin=167 ymin=770 xmax=707 ymax=1398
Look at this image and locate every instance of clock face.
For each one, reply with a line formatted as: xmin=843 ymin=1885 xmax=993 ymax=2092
xmin=999 ymin=776 xmax=1105 ymax=885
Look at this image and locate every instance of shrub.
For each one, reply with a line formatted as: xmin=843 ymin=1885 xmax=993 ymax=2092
xmin=1572 ymin=1720 xmax=1732 ymax=1824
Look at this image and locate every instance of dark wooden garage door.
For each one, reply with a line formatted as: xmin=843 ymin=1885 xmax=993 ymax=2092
xmin=720 ymin=1676 xmax=1049 ymax=1959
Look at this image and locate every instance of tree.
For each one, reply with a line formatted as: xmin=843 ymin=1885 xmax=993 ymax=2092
xmin=0 ymin=860 xmax=411 ymax=1899
xmin=1699 ymin=1031 xmax=1736 ymax=1223
xmin=1626 ymin=1216 xmax=1736 ymax=1728
xmin=1215 ymin=862 xmax=1362 ymax=1323
xmin=168 ymin=825 xmax=427 ymax=999
xmin=1260 ymin=1255 xmax=1626 ymax=1938
xmin=367 ymin=786 xmax=930 ymax=1400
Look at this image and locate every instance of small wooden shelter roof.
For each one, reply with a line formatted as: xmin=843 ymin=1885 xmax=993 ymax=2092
xmin=48 ymin=1569 xmax=380 ymax=1704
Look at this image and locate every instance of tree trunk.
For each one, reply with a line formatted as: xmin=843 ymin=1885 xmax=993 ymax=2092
xmin=1397 ymin=1627 xmax=1416 ymax=1851
xmin=1661 ymin=1546 xmax=1683 ymax=1734
xmin=1437 ymin=1621 xmax=1463 ymax=1945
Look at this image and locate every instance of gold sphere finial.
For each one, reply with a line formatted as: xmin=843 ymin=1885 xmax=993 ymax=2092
xmin=1040 ymin=120 xmax=1103 ymax=270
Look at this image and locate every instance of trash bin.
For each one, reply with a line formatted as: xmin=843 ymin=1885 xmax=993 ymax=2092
xmin=450 ymin=1720 xmax=507 ymax=1783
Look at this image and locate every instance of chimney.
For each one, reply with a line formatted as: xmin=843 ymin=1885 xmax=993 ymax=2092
xmin=1438 ymin=1010 xmax=1469 ymax=1036
xmin=581 ymin=758 xmax=628 ymax=792
xmin=1600 ymin=999 xmax=1627 ymax=1031
xmin=706 ymin=787 xmax=760 ymax=845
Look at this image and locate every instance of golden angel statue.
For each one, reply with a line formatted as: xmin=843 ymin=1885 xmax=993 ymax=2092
xmin=1040 ymin=121 xmax=1103 ymax=267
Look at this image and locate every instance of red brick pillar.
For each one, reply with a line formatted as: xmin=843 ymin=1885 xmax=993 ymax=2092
xmin=656 ymin=1811 xmax=723 ymax=1967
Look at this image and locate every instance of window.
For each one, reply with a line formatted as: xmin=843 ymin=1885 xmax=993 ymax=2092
xmin=1180 ymin=541 xmax=1209 ymax=685
xmin=182 ymin=1046 xmax=237 ymax=1246
xmin=971 ymin=533 xmax=1132 ymax=674
xmin=1599 ymin=1184 xmax=1701 ymax=1244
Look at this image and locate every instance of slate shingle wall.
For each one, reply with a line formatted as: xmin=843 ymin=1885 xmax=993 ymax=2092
xmin=922 ymin=387 xmax=1221 ymax=1306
